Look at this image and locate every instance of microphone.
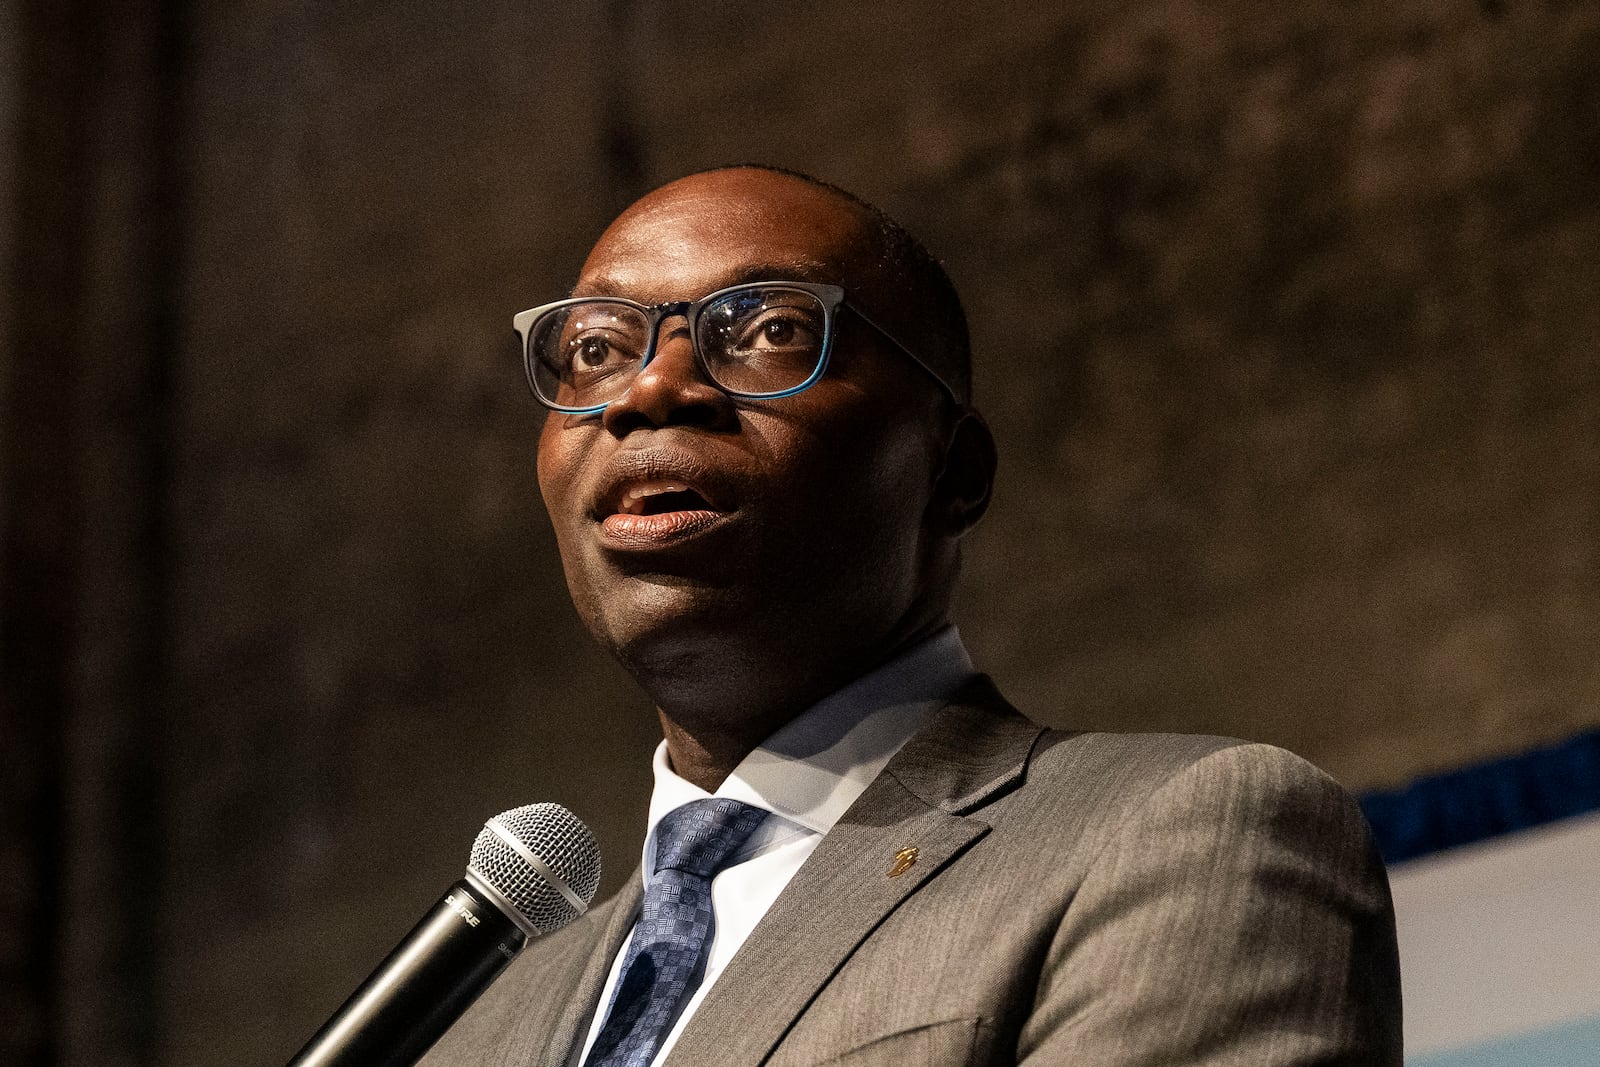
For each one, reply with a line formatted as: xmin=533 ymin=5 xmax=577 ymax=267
xmin=288 ymin=802 xmax=601 ymax=1067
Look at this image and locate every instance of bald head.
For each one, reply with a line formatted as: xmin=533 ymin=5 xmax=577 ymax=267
xmin=581 ymin=165 xmax=972 ymax=405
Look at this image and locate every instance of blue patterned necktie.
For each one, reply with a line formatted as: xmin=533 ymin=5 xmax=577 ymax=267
xmin=583 ymin=797 xmax=768 ymax=1067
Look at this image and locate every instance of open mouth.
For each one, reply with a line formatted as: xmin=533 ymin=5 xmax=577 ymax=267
xmin=599 ymin=478 xmax=728 ymax=547
xmin=616 ymin=482 xmax=715 ymax=517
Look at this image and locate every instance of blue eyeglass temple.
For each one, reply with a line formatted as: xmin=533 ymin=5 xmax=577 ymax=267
xmin=843 ymin=304 xmax=960 ymax=404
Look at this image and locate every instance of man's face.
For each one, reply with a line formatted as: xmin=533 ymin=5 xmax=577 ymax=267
xmin=535 ymin=169 xmax=950 ymax=720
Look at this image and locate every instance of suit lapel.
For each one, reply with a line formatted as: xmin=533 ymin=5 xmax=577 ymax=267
xmin=663 ymin=679 xmax=1046 ymax=1066
xmin=541 ymin=873 xmax=643 ymax=1066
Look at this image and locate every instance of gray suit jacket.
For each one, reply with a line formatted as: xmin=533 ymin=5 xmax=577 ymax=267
xmin=422 ymin=678 xmax=1401 ymax=1065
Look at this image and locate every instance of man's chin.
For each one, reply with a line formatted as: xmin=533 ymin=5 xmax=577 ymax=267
xmin=580 ymin=575 xmax=751 ymax=667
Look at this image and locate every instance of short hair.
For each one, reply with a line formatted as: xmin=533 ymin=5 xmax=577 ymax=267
xmin=693 ymin=163 xmax=974 ymax=404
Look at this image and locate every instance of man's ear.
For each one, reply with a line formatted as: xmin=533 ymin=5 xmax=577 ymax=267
xmin=930 ymin=408 xmax=997 ymax=536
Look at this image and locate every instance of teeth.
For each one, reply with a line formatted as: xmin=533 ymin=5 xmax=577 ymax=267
xmin=626 ymin=482 xmax=686 ymax=501
xmin=618 ymin=481 xmax=695 ymax=516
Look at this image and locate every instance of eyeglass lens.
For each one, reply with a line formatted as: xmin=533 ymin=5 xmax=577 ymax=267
xmin=529 ymin=285 xmax=830 ymax=409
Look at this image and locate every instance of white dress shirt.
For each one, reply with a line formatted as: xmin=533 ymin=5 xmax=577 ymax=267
xmin=577 ymin=626 xmax=977 ymax=1066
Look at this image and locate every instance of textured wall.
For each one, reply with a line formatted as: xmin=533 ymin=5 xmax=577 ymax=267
xmin=3 ymin=1 xmax=1597 ymax=1064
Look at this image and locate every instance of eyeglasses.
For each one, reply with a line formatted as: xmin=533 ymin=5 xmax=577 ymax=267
xmin=514 ymin=280 xmax=956 ymax=414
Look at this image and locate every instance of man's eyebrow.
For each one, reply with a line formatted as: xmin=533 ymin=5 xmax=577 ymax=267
xmin=572 ymin=258 xmax=840 ymax=300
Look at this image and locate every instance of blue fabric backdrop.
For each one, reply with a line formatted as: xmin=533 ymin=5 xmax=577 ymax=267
xmin=1360 ymin=728 xmax=1600 ymax=864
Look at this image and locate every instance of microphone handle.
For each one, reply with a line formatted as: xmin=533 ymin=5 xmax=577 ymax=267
xmin=288 ymin=877 xmax=529 ymax=1067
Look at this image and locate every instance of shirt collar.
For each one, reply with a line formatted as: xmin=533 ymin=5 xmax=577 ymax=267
xmin=642 ymin=626 xmax=977 ymax=869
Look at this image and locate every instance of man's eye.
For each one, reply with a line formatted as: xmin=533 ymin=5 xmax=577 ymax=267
xmin=737 ymin=311 xmax=818 ymax=350
xmin=568 ymin=335 xmax=625 ymax=370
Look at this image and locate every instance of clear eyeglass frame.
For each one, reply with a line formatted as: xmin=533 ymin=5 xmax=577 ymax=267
xmin=513 ymin=280 xmax=956 ymax=415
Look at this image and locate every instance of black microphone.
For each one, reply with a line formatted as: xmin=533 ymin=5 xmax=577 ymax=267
xmin=288 ymin=802 xmax=601 ymax=1067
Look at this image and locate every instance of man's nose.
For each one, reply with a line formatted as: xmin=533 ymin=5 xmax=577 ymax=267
xmin=601 ymin=322 xmax=734 ymax=435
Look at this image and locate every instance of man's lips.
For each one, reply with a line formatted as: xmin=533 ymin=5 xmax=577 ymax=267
xmin=591 ymin=452 xmax=737 ymax=550
xmin=600 ymin=479 xmax=724 ymax=545
xmin=601 ymin=507 xmax=725 ymax=545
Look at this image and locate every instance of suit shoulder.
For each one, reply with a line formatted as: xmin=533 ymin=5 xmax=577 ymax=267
xmin=1024 ymin=727 xmax=1245 ymax=797
xmin=1033 ymin=728 xmax=1341 ymax=790
xmin=1007 ymin=733 xmax=1400 ymax=1064
xmin=1020 ymin=729 xmax=1364 ymax=839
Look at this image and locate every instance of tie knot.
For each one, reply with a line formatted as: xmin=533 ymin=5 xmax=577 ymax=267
xmin=652 ymin=798 xmax=767 ymax=879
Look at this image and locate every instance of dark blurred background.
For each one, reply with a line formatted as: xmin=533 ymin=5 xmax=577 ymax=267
xmin=2 ymin=1 xmax=1597 ymax=1064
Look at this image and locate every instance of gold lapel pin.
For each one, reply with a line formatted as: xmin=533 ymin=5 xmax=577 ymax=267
xmin=887 ymin=846 xmax=918 ymax=878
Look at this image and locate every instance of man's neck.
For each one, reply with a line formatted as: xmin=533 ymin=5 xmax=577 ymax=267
xmin=657 ymin=717 xmax=754 ymax=793
xmin=651 ymin=617 xmax=953 ymax=792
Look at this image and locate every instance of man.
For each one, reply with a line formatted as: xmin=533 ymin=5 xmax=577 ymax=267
xmin=423 ymin=166 xmax=1401 ymax=1065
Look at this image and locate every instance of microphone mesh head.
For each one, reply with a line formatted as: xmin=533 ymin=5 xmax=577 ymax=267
xmin=467 ymin=802 xmax=601 ymax=935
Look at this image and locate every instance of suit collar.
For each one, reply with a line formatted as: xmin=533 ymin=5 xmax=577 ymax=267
xmin=884 ymin=674 xmax=1048 ymax=815
xmin=658 ymin=676 xmax=1045 ymax=1066
xmin=643 ymin=626 xmax=977 ymax=850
